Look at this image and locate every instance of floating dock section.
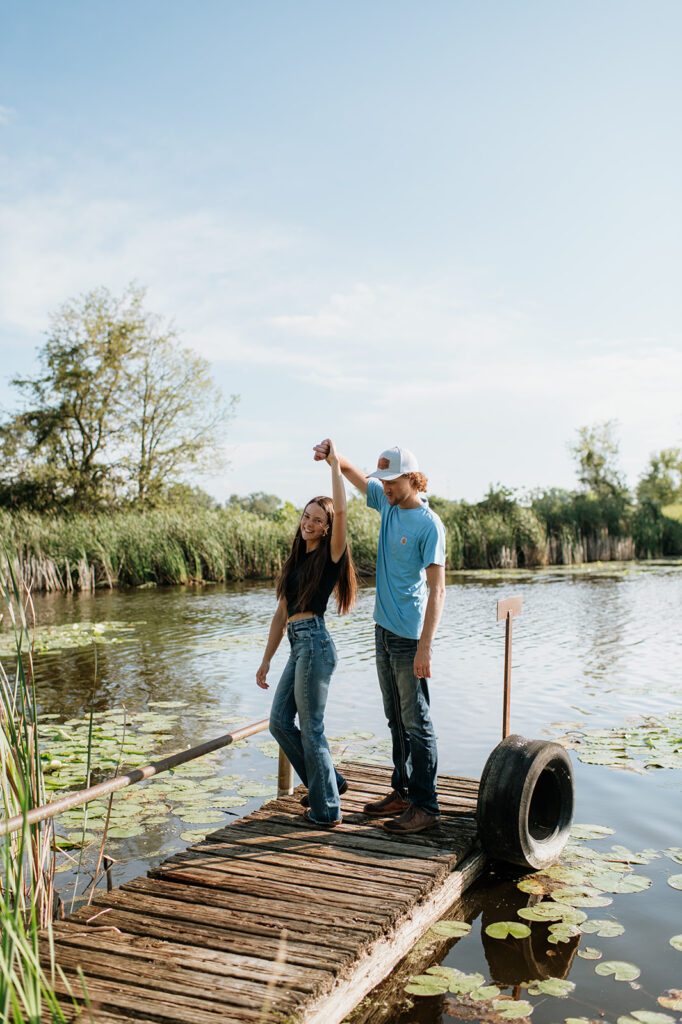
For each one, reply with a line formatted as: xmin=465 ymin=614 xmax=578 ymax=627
xmin=47 ymin=761 xmax=485 ymax=1023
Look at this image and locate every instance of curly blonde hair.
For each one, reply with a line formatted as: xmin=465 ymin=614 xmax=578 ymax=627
xmin=406 ymin=472 xmax=429 ymax=493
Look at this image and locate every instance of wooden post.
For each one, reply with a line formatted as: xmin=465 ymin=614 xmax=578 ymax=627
xmin=277 ymin=746 xmax=294 ymax=797
xmin=496 ymin=596 xmax=523 ymax=740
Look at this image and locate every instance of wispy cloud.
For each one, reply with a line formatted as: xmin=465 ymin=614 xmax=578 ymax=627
xmin=0 ymin=191 xmax=294 ymax=342
xmin=0 ymin=106 xmax=14 ymax=126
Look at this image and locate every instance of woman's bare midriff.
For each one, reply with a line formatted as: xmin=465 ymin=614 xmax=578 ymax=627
xmin=287 ymin=612 xmax=316 ymax=623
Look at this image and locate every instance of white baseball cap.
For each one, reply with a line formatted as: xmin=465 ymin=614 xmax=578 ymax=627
xmin=368 ymin=446 xmax=420 ymax=481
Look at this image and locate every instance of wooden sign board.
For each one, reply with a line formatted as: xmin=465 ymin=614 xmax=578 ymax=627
xmin=497 ymin=595 xmax=523 ymax=621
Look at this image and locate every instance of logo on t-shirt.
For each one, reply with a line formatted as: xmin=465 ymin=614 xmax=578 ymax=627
xmin=401 ymin=537 xmax=407 ymax=545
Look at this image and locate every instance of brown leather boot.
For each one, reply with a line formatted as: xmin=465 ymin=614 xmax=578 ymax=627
xmin=362 ymin=790 xmax=411 ymax=817
xmin=383 ymin=805 xmax=440 ymax=834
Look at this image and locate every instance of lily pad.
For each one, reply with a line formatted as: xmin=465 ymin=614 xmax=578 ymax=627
xmin=570 ymin=824 xmax=615 ymax=840
xmin=526 ymin=978 xmax=575 ymax=997
xmin=405 ymin=974 xmax=450 ymax=996
xmin=491 ymin=998 xmax=534 ymax=1018
xmin=517 ymin=877 xmax=547 ymax=895
xmin=669 ymin=935 xmax=682 ymax=951
xmin=238 ymin=782 xmax=275 ymax=798
xmin=485 ymin=921 xmax=532 ymax=940
xmin=658 ymin=990 xmax=682 ymax=1011
xmin=430 ymin=969 xmax=485 ymax=995
xmin=548 ymin=923 xmax=581 ymax=944
xmin=581 ymin=919 xmax=624 ymax=937
xmin=518 ymin=902 xmax=571 ymax=922
xmin=609 ymin=874 xmax=652 ymax=894
xmin=595 ymin=960 xmax=641 ymax=981
xmin=578 ymin=947 xmax=602 ymax=959
xmin=667 ymin=874 xmax=682 ymax=890
xmin=429 ymin=920 xmax=472 ymax=938
xmin=552 ymin=886 xmax=612 ymax=908
xmin=180 ymin=829 xmax=211 ymax=843
xmin=618 ymin=1014 xmax=675 ymax=1024
xmin=470 ymin=985 xmax=501 ymax=1000
xmin=177 ymin=811 xmax=225 ymax=825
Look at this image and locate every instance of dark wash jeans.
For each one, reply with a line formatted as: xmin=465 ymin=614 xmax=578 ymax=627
xmin=269 ymin=616 xmax=346 ymax=824
xmin=375 ymin=624 xmax=440 ymax=816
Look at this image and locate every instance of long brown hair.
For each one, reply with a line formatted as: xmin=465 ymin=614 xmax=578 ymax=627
xmin=276 ymin=495 xmax=357 ymax=615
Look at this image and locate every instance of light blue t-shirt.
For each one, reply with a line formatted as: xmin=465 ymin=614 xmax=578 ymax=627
xmin=367 ymin=478 xmax=446 ymax=640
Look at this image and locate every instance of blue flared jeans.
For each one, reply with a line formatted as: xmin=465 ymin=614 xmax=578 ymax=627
xmin=269 ymin=617 xmax=346 ymax=824
xmin=375 ymin=624 xmax=440 ymax=816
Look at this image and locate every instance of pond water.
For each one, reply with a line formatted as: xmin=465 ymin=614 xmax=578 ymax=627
xmin=8 ymin=560 xmax=682 ymax=1023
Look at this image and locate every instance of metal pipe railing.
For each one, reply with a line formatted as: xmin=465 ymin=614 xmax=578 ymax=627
xmin=0 ymin=717 xmax=294 ymax=838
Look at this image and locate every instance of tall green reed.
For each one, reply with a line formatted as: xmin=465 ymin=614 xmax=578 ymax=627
xmin=0 ymin=560 xmax=83 ymax=1023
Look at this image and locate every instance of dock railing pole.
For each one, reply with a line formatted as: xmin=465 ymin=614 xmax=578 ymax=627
xmin=0 ymin=717 xmax=271 ymax=838
xmin=277 ymin=747 xmax=294 ymax=797
xmin=496 ymin=595 xmax=523 ymax=739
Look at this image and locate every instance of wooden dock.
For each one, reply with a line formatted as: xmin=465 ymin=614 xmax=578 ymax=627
xmin=46 ymin=761 xmax=486 ymax=1024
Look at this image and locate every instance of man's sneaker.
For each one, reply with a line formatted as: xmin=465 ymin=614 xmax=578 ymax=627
xmin=362 ymin=790 xmax=411 ymax=817
xmin=300 ymin=780 xmax=348 ymax=809
xmin=382 ymin=805 xmax=440 ymax=834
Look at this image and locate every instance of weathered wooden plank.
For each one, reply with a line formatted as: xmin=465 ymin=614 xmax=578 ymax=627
xmin=42 ymin=941 xmax=302 ymax=1012
xmin=200 ymin=825 xmax=448 ymax=878
xmin=340 ymin=760 xmax=480 ymax=785
xmin=149 ymin=860 xmax=414 ymax=915
xmin=53 ymin=918 xmax=323 ymax=987
xmin=169 ymin=839 xmax=434 ymax=892
xmin=214 ymin=815 xmax=461 ymax=864
xmin=65 ymin=904 xmax=344 ymax=972
xmin=121 ymin=877 xmax=383 ymax=935
xmin=120 ymin=877 xmax=377 ymax=947
xmin=85 ymin=889 xmax=369 ymax=958
xmin=48 ymin=970 xmax=259 ymax=1024
xmin=230 ymin=810 xmax=469 ymax=860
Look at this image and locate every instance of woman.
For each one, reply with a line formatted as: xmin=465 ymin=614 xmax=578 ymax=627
xmin=256 ymin=439 xmax=357 ymax=827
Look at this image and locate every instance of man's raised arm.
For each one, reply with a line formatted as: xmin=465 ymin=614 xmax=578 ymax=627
xmin=313 ymin=439 xmax=369 ymax=495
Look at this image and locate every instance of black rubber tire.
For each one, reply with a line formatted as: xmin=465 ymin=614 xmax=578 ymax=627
xmin=476 ymin=734 xmax=574 ymax=870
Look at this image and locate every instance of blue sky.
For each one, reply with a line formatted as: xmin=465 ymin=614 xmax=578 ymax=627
xmin=1 ymin=1 xmax=680 ymax=504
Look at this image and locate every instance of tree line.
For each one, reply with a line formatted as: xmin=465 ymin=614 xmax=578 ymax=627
xmin=1 ymin=286 xmax=681 ymax=572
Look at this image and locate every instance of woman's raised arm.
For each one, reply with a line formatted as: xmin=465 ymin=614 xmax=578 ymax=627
xmin=323 ymin=438 xmax=347 ymax=564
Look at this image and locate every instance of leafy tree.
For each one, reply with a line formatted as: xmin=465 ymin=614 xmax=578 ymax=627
xmin=162 ymin=483 xmax=221 ymax=509
xmin=636 ymin=447 xmax=682 ymax=508
xmin=0 ymin=287 xmax=142 ymax=509
xmin=226 ymin=491 xmax=283 ymax=519
xmin=122 ymin=324 xmax=236 ymax=505
xmin=569 ymin=421 xmax=627 ymax=498
xmin=0 ymin=284 xmax=237 ymax=511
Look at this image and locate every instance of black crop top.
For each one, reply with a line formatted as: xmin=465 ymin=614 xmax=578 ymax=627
xmin=285 ymin=548 xmax=346 ymax=618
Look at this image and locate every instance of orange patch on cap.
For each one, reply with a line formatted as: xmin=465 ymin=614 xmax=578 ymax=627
xmin=377 ymin=457 xmax=390 ymax=469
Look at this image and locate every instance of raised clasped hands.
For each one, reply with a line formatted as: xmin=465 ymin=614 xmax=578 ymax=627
xmin=313 ymin=437 xmax=338 ymax=467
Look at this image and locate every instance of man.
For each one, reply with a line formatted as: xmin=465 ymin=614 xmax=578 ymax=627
xmin=313 ymin=441 xmax=447 ymax=834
